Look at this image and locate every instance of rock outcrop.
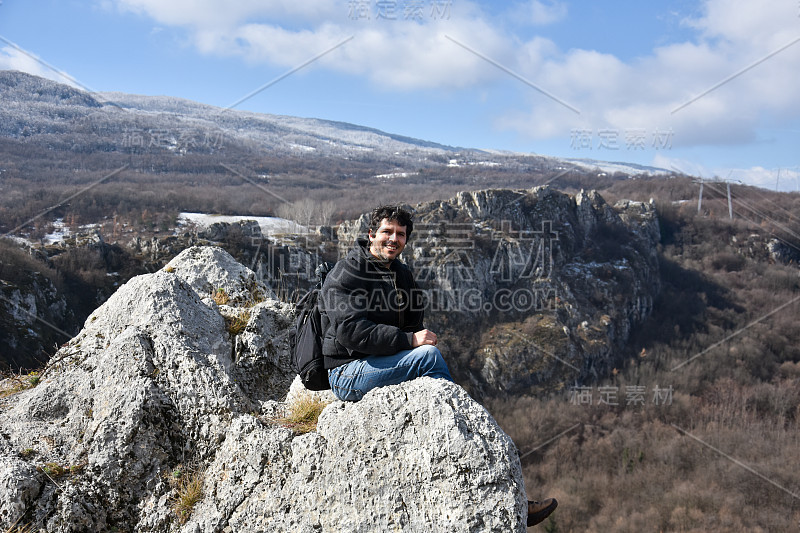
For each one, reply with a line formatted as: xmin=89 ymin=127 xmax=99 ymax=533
xmin=0 ymin=246 xmax=528 ymax=532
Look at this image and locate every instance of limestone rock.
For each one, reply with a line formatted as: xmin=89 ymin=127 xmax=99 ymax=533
xmin=0 ymin=246 xmax=526 ymax=532
xmin=198 ymin=220 xmax=262 ymax=243
xmin=186 ymin=378 xmax=527 ymax=533
xmin=406 ymin=186 xmax=661 ymax=396
xmin=0 ymin=267 xmax=249 ymax=529
xmin=232 ymin=298 xmax=297 ymax=403
xmin=0 ymin=456 xmax=40 ymax=528
xmin=164 ymin=245 xmax=269 ymax=305
xmin=768 ymin=238 xmax=800 ymax=264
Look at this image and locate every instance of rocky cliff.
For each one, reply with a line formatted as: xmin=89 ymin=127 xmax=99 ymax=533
xmin=3 ymin=184 xmax=666 ymax=402
xmin=0 ymin=246 xmax=528 ymax=532
xmin=0 ymin=269 xmax=71 ymax=370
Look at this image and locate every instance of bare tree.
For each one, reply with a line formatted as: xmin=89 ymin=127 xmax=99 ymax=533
xmin=276 ymin=198 xmax=318 ymax=231
xmin=318 ymin=200 xmax=337 ymax=226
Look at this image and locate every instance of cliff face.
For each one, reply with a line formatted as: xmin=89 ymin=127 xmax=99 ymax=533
xmin=0 ymin=246 xmax=527 ymax=532
xmin=0 ymin=267 xmax=73 ymax=370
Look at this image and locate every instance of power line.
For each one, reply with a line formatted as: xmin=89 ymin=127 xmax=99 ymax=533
xmin=734 ymin=179 xmax=800 ymax=226
xmin=702 ymin=181 xmax=800 ymax=253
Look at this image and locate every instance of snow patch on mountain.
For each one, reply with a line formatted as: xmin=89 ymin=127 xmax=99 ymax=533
xmin=563 ymin=158 xmax=671 ymax=176
xmin=177 ymin=213 xmax=307 ymax=236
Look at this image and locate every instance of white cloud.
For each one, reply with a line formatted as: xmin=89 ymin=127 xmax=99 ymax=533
xmin=0 ymin=46 xmax=79 ymax=87
xmin=112 ymin=0 xmax=514 ymax=90
xmin=336 ymin=19 xmax=512 ymax=90
xmin=192 ymin=23 xmax=345 ymax=66
xmin=107 ymin=0 xmax=800 ymax=153
xmin=687 ymin=0 xmax=800 ymax=49
xmin=502 ymin=0 xmax=800 ymax=151
xmin=515 ymin=0 xmax=568 ymax=26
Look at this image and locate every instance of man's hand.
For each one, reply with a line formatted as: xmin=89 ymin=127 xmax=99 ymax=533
xmin=412 ymin=329 xmax=437 ymax=347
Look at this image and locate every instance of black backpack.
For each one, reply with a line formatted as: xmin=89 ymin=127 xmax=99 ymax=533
xmin=291 ymin=262 xmax=335 ymax=391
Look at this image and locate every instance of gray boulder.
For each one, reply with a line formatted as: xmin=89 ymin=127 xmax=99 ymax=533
xmin=185 ymin=378 xmax=526 ymax=533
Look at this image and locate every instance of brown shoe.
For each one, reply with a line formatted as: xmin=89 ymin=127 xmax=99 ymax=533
xmin=527 ymin=498 xmax=557 ymax=527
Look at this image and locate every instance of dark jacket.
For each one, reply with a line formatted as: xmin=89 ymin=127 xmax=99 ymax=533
xmin=320 ymin=238 xmax=424 ymax=369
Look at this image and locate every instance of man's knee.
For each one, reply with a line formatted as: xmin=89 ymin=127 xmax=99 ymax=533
xmin=410 ymin=345 xmax=452 ymax=381
xmin=418 ymin=344 xmax=441 ymax=356
xmin=413 ymin=345 xmax=442 ymax=364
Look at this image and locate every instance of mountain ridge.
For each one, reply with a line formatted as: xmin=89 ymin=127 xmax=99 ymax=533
xmin=99 ymin=89 xmax=468 ymax=152
xmin=0 ymin=69 xmax=670 ymax=176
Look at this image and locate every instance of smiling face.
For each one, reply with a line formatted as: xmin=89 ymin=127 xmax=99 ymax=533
xmin=368 ymin=218 xmax=407 ymax=264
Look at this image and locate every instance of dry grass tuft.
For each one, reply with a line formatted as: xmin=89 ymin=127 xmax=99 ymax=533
xmin=36 ymin=460 xmax=86 ymax=480
xmin=224 ymin=310 xmax=250 ymax=336
xmin=4 ymin=519 xmax=34 ymax=533
xmin=212 ymin=287 xmax=229 ymax=305
xmin=168 ymin=464 xmax=205 ymax=524
xmin=275 ymin=394 xmax=331 ymax=434
xmin=0 ymin=371 xmax=41 ymax=399
xmin=41 ymin=462 xmax=68 ymax=478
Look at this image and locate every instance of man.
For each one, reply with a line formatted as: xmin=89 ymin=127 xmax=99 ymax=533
xmin=320 ymin=205 xmax=557 ymax=527
xmin=321 ymin=205 xmax=452 ymax=402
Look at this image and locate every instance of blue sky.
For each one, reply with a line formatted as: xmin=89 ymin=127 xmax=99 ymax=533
xmin=1 ymin=0 xmax=799 ymax=190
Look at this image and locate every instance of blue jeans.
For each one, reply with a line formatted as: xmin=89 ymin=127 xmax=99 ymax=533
xmin=327 ymin=345 xmax=453 ymax=402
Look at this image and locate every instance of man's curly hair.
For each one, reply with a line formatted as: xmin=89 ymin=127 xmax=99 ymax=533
xmin=369 ymin=205 xmax=414 ymax=238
